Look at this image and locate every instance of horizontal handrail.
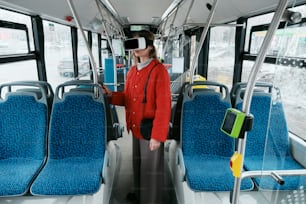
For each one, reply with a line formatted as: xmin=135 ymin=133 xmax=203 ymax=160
xmin=241 ymin=169 xmax=306 ymax=186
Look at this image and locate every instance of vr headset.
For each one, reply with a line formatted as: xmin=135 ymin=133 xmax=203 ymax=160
xmin=124 ymin=37 xmax=153 ymax=50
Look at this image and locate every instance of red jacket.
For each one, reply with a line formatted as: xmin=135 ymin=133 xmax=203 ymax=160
xmin=110 ymin=59 xmax=171 ymax=142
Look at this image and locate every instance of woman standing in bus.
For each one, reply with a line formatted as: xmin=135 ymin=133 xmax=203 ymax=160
xmin=103 ymin=30 xmax=171 ymax=204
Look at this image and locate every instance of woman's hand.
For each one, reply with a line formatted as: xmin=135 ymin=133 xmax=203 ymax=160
xmin=101 ymin=84 xmax=112 ymax=97
xmin=149 ymin=138 xmax=161 ymax=151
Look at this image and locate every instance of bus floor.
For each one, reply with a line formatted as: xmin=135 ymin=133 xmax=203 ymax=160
xmin=111 ymin=106 xmax=178 ymax=204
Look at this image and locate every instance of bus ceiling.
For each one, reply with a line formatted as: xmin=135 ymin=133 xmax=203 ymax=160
xmin=0 ymin=0 xmax=305 ymax=35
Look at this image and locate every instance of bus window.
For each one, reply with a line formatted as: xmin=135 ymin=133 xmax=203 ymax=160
xmin=0 ymin=27 xmax=29 ymax=55
xmin=0 ymin=8 xmax=34 ymax=52
xmin=208 ymin=26 xmax=235 ymax=89
xmin=242 ymin=22 xmax=306 ymax=139
xmin=0 ymin=8 xmax=37 ymax=82
xmin=0 ymin=60 xmax=37 ymax=83
xmin=43 ymin=20 xmax=73 ymax=88
xmin=250 ymin=26 xmax=306 ymax=58
xmin=245 ymin=13 xmax=274 ymax=52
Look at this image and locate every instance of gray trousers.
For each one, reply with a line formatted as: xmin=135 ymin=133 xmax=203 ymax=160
xmin=132 ymin=137 xmax=164 ymax=204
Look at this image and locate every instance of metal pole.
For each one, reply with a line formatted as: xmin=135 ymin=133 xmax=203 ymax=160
xmin=189 ymin=0 xmax=218 ymax=85
xmin=231 ymin=0 xmax=289 ymax=203
xmin=183 ymin=0 xmax=195 ymax=25
xmin=241 ymin=169 xmax=306 ymax=180
xmin=95 ymin=0 xmax=118 ymax=91
xmin=67 ymin=0 xmax=98 ymax=85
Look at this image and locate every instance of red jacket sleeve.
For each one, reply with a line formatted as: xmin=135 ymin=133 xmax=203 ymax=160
xmin=109 ymin=91 xmax=125 ymax=106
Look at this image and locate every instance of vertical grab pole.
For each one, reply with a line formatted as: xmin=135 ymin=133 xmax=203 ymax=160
xmin=189 ymin=0 xmax=218 ymax=87
xmin=231 ymin=0 xmax=288 ymax=203
xmin=67 ymin=0 xmax=99 ymax=86
xmin=95 ymin=0 xmax=118 ymax=91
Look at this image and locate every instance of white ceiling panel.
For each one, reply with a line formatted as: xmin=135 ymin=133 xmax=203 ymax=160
xmin=108 ymin=0 xmax=173 ymax=25
xmin=0 ymin=0 xmax=305 ymax=34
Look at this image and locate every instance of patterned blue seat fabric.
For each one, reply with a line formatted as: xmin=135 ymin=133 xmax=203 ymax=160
xmin=0 ymin=92 xmax=47 ymax=196
xmin=182 ymin=91 xmax=254 ymax=191
xmin=31 ymin=93 xmax=105 ymax=195
xmin=237 ymin=93 xmax=306 ymax=190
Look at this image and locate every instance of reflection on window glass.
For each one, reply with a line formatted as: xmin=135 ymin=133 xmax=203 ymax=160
xmin=208 ymin=26 xmax=235 ymax=89
xmin=0 ymin=61 xmax=37 ymax=83
xmin=43 ymin=20 xmax=72 ymax=89
xmin=0 ymin=8 xmax=34 ymax=51
xmin=274 ymin=63 xmax=306 ymax=138
xmin=245 ymin=13 xmax=274 ymax=51
xmin=250 ymin=26 xmax=306 ymax=58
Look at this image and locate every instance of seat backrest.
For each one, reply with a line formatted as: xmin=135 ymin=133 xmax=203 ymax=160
xmin=49 ymin=81 xmax=106 ymax=159
xmin=266 ymin=98 xmax=291 ymax=157
xmin=236 ymin=92 xmax=272 ymax=157
xmin=231 ymin=82 xmax=273 ymax=107
xmin=170 ymin=80 xmax=226 ymax=140
xmin=180 ymin=81 xmax=232 ymax=157
xmin=70 ymin=81 xmax=122 ymax=141
xmin=235 ymin=84 xmax=291 ymax=159
xmin=0 ymin=82 xmax=48 ymax=160
xmin=14 ymin=81 xmax=54 ymax=117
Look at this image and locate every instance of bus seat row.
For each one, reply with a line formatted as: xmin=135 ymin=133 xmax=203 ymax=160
xmin=168 ymin=80 xmax=306 ymax=203
xmin=233 ymin=82 xmax=306 ymax=190
xmin=0 ymin=82 xmax=48 ymax=196
xmin=0 ymin=80 xmax=120 ymax=202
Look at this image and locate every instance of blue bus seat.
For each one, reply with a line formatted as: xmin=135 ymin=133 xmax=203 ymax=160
xmin=14 ymin=81 xmax=54 ymax=118
xmin=170 ymin=80 xmax=223 ymax=141
xmin=230 ymin=82 xmax=273 ymax=107
xmin=70 ymin=81 xmax=124 ymax=141
xmin=171 ymin=81 xmax=253 ymax=195
xmin=30 ymin=81 xmax=107 ymax=195
xmin=235 ymin=87 xmax=306 ymax=190
xmin=0 ymin=82 xmax=48 ymax=196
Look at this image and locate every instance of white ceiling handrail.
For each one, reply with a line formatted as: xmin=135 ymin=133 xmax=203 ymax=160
xmin=189 ymin=0 xmax=218 ymax=94
xmin=96 ymin=0 xmax=118 ymax=91
xmin=67 ymin=0 xmax=99 ymax=96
